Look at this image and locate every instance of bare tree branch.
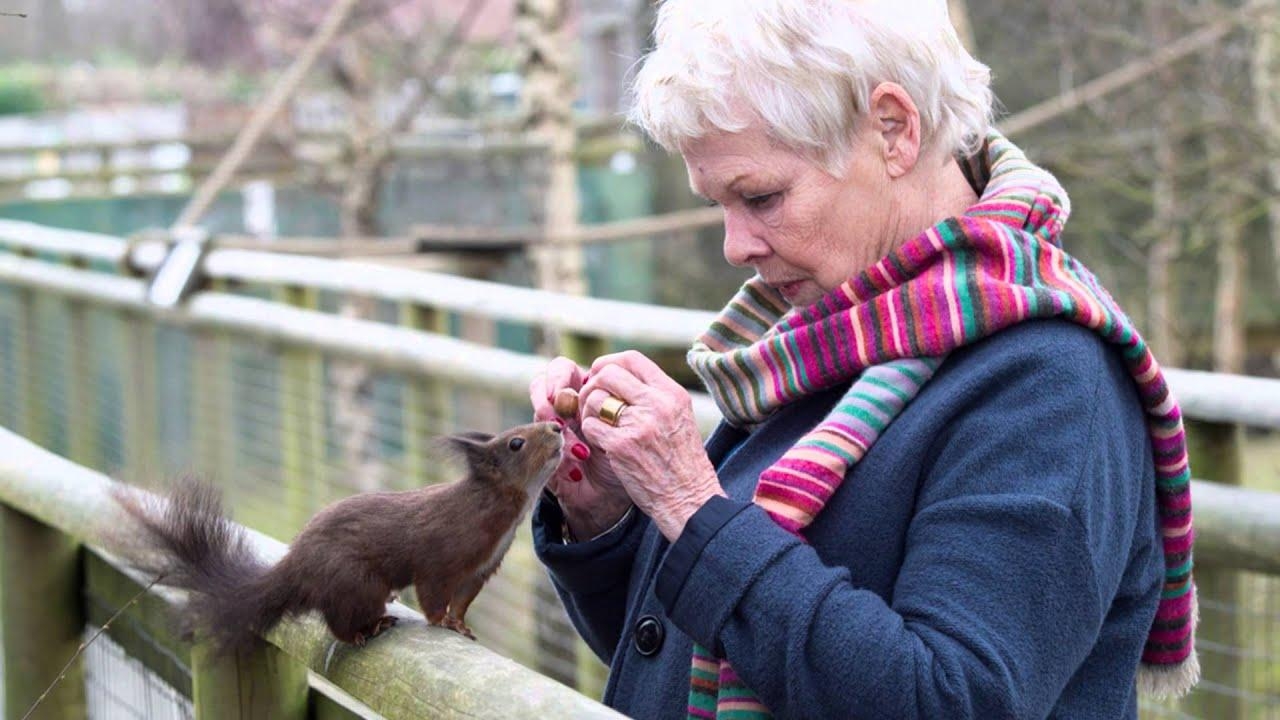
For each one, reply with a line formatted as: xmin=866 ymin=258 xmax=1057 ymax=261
xmin=1002 ymin=0 xmax=1271 ymax=136
xmin=173 ymin=0 xmax=363 ymax=230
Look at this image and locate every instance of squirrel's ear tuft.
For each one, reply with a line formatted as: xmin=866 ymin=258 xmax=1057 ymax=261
xmin=440 ymin=431 xmax=495 ymax=468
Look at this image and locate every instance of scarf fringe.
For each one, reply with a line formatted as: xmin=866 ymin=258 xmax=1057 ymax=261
xmin=1138 ymin=657 xmax=1201 ymax=700
xmin=1138 ymin=587 xmax=1200 ymax=699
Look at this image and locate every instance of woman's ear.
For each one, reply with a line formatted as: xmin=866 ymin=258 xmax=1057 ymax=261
xmin=868 ymin=82 xmax=921 ymax=179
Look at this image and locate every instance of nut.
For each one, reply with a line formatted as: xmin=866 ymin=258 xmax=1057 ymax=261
xmin=553 ymin=388 xmax=579 ymax=418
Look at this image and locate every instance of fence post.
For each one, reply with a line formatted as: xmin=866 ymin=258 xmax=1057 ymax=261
xmin=190 ymin=641 xmax=309 ymax=720
xmin=277 ymin=285 xmax=326 ymax=527
xmin=191 ymin=327 xmax=233 ymax=485
xmin=398 ymin=302 xmax=452 ymax=487
xmin=64 ymin=258 xmax=97 ymax=469
xmin=0 ymin=289 xmax=6 ymax=430
xmin=560 ymin=332 xmax=609 ymax=369
xmin=1183 ymin=418 xmax=1243 ymax=720
xmin=17 ymin=285 xmax=49 ymax=446
xmin=120 ymin=309 xmax=160 ymax=481
xmin=0 ymin=506 xmax=86 ymax=720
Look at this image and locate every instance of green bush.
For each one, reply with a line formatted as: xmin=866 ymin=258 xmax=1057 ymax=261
xmin=0 ymin=73 xmax=45 ymax=115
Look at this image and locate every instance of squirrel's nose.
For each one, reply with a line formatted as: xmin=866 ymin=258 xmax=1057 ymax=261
xmin=548 ymin=423 xmax=562 ymax=434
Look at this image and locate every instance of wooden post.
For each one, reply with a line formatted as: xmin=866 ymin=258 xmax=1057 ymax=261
xmin=277 ymin=285 xmax=326 ymax=525
xmin=0 ymin=506 xmax=86 ymax=720
xmin=560 ymin=332 xmax=608 ymax=369
xmin=191 ymin=640 xmax=309 ymax=720
xmin=1183 ymin=418 xmax=1243 ymax=720
xmin=16 ymin=286 xmax=48 ymax=446
xmin=191 ymin=328 xmax=231 ymax=484
xmin=398 ymin=302 xmax=451 ymax=488
xmin=211 ymin=280 xmax=239 ymax=485
xmin=65 ymin=259 xmax=96 ymax=468
xmin=120 ymin=310 xmax=160 ymax=482
xmin=0 ymin=287 xmax=7 ymax=431
xmin=83 ymin=551 xmax=192 ymax=700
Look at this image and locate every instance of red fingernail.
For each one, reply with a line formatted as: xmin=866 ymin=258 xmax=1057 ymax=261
xmin=552 ymin=416 xmax=566 ymax=427
xmin=571 ymin=443 xmax=590 ymax=460
xmin=568 ymin=467 xmax=583 ymax=482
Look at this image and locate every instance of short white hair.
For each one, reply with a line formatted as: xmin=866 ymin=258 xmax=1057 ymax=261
xmin=628 ymin=0 xmax=995 ymax=175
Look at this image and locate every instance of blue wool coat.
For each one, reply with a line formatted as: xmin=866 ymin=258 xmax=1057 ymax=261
xmin=534 ymin=320 xmax=1163 ymax=719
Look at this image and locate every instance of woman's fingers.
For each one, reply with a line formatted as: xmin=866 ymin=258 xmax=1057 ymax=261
xmin=530 ymin=356 xmax=587 ymax=420
xmin=542 ymin=357 xmax=586 ymax=399
xmin=579 ymin=364 xmax=651 ymax=424
xmin=589 ymin=350 xmax=677 ymax=390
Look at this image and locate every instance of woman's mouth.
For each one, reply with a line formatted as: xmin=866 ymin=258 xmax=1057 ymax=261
xmin=774 ymin=279 xmax=805 ymax=300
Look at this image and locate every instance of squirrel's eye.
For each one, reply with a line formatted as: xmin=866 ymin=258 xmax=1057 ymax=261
xmin=508 ymin=437 xmax=525 ymax=451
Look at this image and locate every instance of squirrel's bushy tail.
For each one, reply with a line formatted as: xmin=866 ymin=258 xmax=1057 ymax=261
xmin=114 ymin=477 xmax=297 ymax=655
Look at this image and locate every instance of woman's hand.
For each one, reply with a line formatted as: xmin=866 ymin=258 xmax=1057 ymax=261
xmin=530 ymin=356 xmax=633 ymax=539
xmin=578 ymin=351 xmax=726 ymax=541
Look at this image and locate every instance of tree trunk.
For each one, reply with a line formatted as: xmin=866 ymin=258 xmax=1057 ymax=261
xmin=518 ymin=0 xmax=586 ymax=298
xmin=1252 ymin=0 xmax=1280 ymax=372
xmin=1143 ymin=0 xmax=1185 ymax=366
xmin=1207 ymin=129 xmax=1247 ymax=374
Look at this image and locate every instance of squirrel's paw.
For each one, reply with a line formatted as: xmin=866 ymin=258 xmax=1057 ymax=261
xmin=370 ymin=615 xmax=398 ymax=638
xmin=352 ymin=615 xmax=398 ymax=647
xmin=442 ymin=616 xmax=476 ymax=640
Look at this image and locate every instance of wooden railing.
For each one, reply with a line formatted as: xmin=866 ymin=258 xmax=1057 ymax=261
xmin=0 ymin=221 xmax=1277 ymax=718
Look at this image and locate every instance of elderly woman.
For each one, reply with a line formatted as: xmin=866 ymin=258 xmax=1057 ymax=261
xmin=529 ymin=1 xmax=1197 ymax=718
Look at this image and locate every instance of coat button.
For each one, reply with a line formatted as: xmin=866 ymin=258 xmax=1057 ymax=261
xmin=633 ymin=615 xmax=664 ymax=656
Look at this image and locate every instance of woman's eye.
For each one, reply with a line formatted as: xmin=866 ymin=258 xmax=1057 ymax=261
xmin=508 ymin=437 xmax=525 ymax=451
xmin=745 ymin=192 xmax=780 ymax=210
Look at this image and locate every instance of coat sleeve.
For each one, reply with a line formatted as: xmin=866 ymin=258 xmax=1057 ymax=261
xmin=653 ymin=330 xmax=1157 ymax=719
xmin=533 ymin=495 xmax=649 ymax=663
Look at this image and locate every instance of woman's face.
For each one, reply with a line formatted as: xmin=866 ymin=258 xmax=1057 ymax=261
xmin=683 ymin=122 xmax=902 ymax=307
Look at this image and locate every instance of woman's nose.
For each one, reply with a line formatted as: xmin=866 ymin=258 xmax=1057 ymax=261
xmin=722 ymin=211 xmax=770 ymax=267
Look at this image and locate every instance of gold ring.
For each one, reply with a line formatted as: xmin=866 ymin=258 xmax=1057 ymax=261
xmin=598 ymin=394 xmax=629 ymax=427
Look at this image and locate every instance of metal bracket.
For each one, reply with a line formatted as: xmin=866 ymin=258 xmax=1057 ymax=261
xmin=146 ymin=226 xmax=211 ymax=308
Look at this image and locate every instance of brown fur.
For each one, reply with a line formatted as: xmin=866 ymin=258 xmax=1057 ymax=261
xmin=113 ymin=422 xmax=563 ymax=654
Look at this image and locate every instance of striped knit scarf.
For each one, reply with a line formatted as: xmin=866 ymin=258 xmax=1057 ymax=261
xmin=684 ymin=132 xmax=1198 ymax=719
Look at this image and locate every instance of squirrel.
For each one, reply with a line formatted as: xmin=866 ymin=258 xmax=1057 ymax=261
xmin=112 ymin=421 xmax=564 ymax=654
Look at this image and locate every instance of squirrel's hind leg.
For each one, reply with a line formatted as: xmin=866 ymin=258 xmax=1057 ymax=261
xmin=321 ymin=580 xmax=392 ymax=647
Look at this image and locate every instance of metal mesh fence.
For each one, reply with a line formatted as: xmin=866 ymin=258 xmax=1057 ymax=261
xmin=84 ymin=628 xmax=193 ymax=720
xmin=0 ymin=280 xmax=603 ymax=703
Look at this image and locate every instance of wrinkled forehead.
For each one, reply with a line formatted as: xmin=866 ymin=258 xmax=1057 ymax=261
xmin=681 ymin=124 xmax=839 ymax=195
